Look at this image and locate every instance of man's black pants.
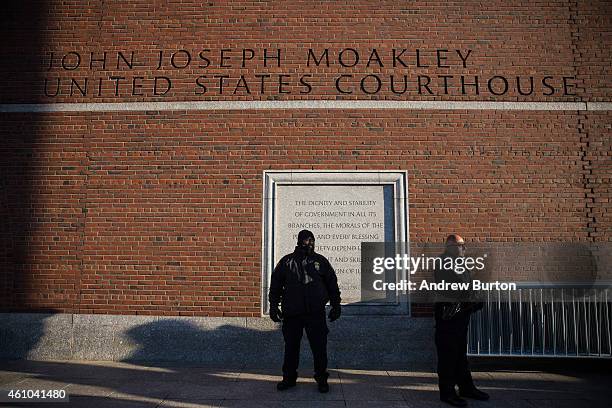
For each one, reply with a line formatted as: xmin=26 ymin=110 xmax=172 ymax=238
xmin=434 ymin=307 xmax=474 ymax=396
xmin=282 ymin=310 xmax=329 ymax=381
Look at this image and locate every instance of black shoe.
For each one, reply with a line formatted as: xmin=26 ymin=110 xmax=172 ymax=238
xmin=459 ymin=387 xmax=489 ymax=401
xmin=276 ymin=379 xmax=296 ymax=391
xmin=316 ymin=379 xmax=329 ymax=393
xmin=314 ymin=373 xmax=330 ymax=393
xmin=440 ymin=393 xmax=467 ymax=407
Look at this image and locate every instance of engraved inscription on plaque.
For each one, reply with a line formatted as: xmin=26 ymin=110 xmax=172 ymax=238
xmin=275 ymin=185 xmax=390 ymax=303
xmin=261 ymin=171 xmax=409 ymax=315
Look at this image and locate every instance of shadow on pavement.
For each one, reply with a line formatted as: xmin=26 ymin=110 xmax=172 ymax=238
xmin=0 ymin=317 xmax=611 ymax=408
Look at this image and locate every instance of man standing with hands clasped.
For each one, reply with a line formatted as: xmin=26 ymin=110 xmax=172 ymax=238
xmin=268 ymin=229 xmax=342 ymax=393
xmin=434 ymin=234 xmax=489 ymax=406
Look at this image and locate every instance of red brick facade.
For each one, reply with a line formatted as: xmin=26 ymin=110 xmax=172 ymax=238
xmin=1 ymin=1 xmax=609 ymax=316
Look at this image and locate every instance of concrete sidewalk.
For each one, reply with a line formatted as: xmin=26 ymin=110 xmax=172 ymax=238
xmin=0 ymin=359 xmax=610 ymax=408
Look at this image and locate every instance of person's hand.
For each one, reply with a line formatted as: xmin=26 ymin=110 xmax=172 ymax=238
xmin=328 ymin=305 xmax=341 ymax=322
xmin=471 ymin=301 xmax=484 ymax=313
xmin=460 ymin=301 xmax=484 ymax=314
xmin=270 ymin=305 xmax=283 ymax=323
xmin=441 ymin=302 xmax=461 ymax=320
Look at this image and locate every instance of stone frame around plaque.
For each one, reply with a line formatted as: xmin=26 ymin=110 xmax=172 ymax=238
xmin=261 ymin=170 xmax=410 ymax=316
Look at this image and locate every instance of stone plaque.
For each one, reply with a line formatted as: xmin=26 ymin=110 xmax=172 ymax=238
xmin=262 ymin=171 xmax=409 ymax=315
xmin=275 ymin=185 xmax=390 ymax=303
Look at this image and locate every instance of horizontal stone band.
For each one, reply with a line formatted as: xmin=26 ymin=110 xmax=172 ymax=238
xmin=1 ymin=100 xmax=611 ymax=113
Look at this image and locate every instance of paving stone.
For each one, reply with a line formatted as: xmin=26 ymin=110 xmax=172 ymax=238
xmin=337 ymin=369 xmax=405 ymax=401
xmin=0 ymin=359 xmax=608 ymax=407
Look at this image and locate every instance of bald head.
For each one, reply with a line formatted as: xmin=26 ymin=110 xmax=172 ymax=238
xmin=445 ymin=234 xmax=466 ymax=257
xmin=445 ymin=234 xmax=464 ymax=245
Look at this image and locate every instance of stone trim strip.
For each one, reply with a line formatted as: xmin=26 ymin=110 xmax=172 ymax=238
xmin=1 ymin=100 xmax=610 ymax=112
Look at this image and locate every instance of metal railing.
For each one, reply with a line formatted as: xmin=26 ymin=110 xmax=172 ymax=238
xmin=467 ymin=284 xmax=612 ymax=358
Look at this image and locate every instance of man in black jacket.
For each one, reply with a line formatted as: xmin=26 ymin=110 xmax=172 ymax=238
xmin=268 ymin=229 xmax=342 ymax=393
xmin=434 ymin=234 xmax=488 ymax=407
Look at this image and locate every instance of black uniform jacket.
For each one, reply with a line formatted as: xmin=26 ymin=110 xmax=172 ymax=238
xmin=268 ymin=245 xmax=342 ymax=317
xmin=433 ymin=253 xmax=483 ymax=321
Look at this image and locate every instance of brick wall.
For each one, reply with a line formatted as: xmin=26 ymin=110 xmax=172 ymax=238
xmin=1 ymin=1 xmax=609 ymax=316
